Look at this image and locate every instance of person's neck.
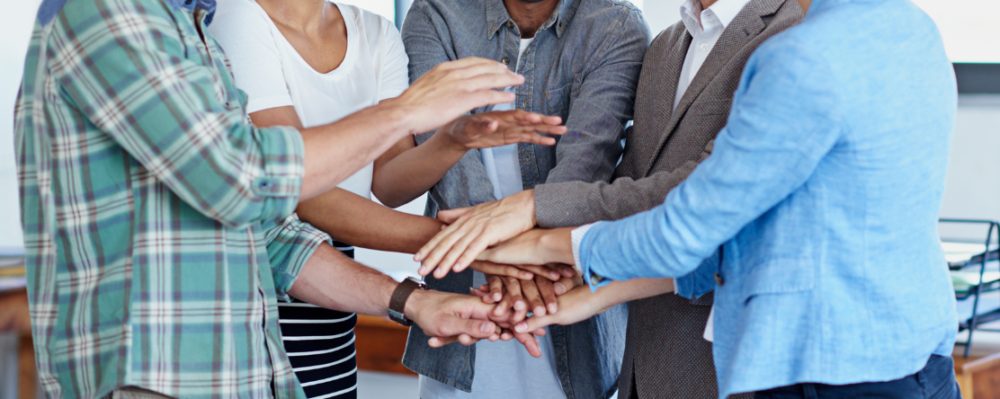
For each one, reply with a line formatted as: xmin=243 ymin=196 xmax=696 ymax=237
xmin=502 ymin=0 xmax=560 ymax=39
xmin=256 ymin=0 xmax=328 ymax=33
xmin=700 ymin=0 xmax=719 ymax=10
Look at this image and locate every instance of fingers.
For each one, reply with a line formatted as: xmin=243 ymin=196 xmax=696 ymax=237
xmin=535 ymin=277 xmax=558 ymax=315
xmin=520 ymin=278 xmax=546 ymax=317
xmin=512 ymin=331 xmax=543 ymax=358
xmin=432 ymin=57 xmax=507 ymax=71
xmin=428 ymin=336 xmax=458 ymax=348
xmin=518 ymin=264 xmax=563 ymax=281
xmin=515 ymin=314 xmax=557 ymax=334
xmin=469 ymin=261 xmax=534 ymax=281
xmin=462 ymin=72 xmax=524 ymax=95
xmin=501 ymin=277 xmax=528 ymax=322
xmin=488 ymin=275 xmax=505 ymax=303
xmin=550 ymin=263 xmax=577 ymax=279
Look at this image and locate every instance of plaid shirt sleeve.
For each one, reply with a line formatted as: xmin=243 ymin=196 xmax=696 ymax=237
xmin=54 ymin=2 xmax=305 ymax=229
xmin=262 ymin=214 xmax=332 ymax=299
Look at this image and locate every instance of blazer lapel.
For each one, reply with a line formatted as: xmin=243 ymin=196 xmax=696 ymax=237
xmin=634 ymin=31 xmax=690 ymax=176
xmin=643 ymin=0 xmax=786 ymax=175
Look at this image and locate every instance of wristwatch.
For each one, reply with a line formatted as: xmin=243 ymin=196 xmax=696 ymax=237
xmin=388 ymin=277 xmax=428 ymax=326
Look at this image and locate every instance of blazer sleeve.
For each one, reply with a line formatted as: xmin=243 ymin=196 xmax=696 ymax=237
xmin=536 ymin=139 xmax=713 ymax=228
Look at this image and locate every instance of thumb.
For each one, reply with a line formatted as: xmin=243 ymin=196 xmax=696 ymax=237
xmin=514 ymin=314 xmax=558 ymax=334
xmin=443 ymin=317 xmax=498 ymax=339
xmin=438 ymin=207 xmax=473 ymax=224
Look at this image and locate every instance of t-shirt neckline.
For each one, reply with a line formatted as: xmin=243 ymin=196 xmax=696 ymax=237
xmin=260 ymin=1 xmax=359 ymax=79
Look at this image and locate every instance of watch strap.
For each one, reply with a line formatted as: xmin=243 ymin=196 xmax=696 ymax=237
xmin=388 ymin=278 xmax=423 ymax=326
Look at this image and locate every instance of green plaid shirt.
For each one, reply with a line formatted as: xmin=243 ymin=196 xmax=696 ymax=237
xmin=14 ymin=0 xmax=329 ymax=397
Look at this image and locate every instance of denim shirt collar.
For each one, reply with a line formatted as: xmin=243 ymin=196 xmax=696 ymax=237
xmin=485 ymin=0 xmax=574 ymax=40
xmin=169 ymin=0 xmax=218 ymax=25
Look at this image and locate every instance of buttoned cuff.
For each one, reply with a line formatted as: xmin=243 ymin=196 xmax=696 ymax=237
xmin=255 ymin=125 xmax=307 ymax=222
xmin=576 ymin=222 xmax=613 ymax=292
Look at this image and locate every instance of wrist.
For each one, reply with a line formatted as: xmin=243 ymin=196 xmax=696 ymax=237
xmin=517 ymin=189 xmax=537 ymax=226
xmin=378 ymin=97 xmax=417 ymax=136
xmin=539 ymin=228 xmax=575 ymax=265
xmin=403 ymin=288 xmax=433 ymax=322
xmin=429 ymin=121 xmax=469 ymax=154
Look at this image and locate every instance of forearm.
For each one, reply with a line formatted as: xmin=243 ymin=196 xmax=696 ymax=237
xmin=371 ymin=128 xmax=467 ymax=208
xmin=300 ymin=99 xmax=413 ymax=200
xmin=592 ymin=278 xmax=675 ymax=310
xmin=296 ymin=188 xmax=444 ymax=254
xmin=288 ymin=243 xmax=398 ymax=316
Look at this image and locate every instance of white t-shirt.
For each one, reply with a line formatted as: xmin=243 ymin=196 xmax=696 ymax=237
xmin=208 ymin=0 xmax=410 ymax=198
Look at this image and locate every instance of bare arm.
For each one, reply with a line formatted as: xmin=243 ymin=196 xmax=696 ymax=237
xmin=511 ymin=278 xmax=674 ymax=333
xmin=287 ymin=244 xmax=509 ymax=344
xmin=372 ymin=112 xmax=566 ymax=208
xmin=296 ymin=57 xmax=524 ymax=201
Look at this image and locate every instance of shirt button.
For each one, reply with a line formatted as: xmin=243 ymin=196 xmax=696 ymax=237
xmin=501 ymin=57 xmax=510 ymax=65
xmin=590 ymin=274 xmax=605 ymax=286
xmin=714 ymin=273 xmax=725 ymax=286
xmin=258 ymin=180 xmax=271 ymax=190
xmin=507 ymin=21 xmax=514 ymax=29
xmin=700 ymin=43 xmax=710 ymax=52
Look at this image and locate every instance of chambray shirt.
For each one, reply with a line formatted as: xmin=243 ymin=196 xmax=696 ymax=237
xmin=16 ymin=0 xmax=326 ymax=397
xmin=400 ymin=1 xmax=649 ymax=398
xmin=578 ymin=0 xmax=958 ymax=397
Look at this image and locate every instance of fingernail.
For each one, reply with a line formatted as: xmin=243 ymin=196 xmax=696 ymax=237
xmin=493 ymin=293 xmax=502 ymax=302
xmin=548 ymin=303 xmax=558 ymax=314
xmin=534 ymin=306 xmax=545 ymax=315
xmin=515 ymin=322 xmax=528 ymax=333
xmin=418 ymin=266 xmax=427 ymax=274
xmin=551 ymin=272 xmax=561 ymax=280
xmin=481 ymin=322 xmax=495 ymax=333
xmin=554 ymin=283 xmax=566 ymax=295
xmin=514 ymin=301 xmax=526 ymax=310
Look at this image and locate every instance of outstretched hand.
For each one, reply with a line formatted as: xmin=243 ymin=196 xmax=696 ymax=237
xmin=444 ymin=110 xmax=566 ymax=149
xmin=415 ymin=189 xmax=539 ymax=278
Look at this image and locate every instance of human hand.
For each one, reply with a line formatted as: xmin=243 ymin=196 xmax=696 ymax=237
xmin=477 ymin=228 xmax=576 ymax=267
xmin=422 ymin=289 xmax=548 ymax=357
xmin=405 ymin=289 xmax=504 ymax=346
xmin=472 ymin=273 xmax=579 ymax=322
xmin=441 ymin=110 xmax=567 ymax=150
xmin=510 ymin=284 xmax=610 ymax=334
xmin=468 ymin=261 xmax=574 ymax=284
xmin=392 ymin=57 xmax=524 ymax=136
xmin=416 ymin=189 xmax=538 ymax=278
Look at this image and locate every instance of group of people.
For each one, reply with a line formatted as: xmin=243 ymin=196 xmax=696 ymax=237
xmin=14 ymin=0 xmax=962 ymax=398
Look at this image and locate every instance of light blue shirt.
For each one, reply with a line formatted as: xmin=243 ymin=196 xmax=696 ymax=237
xmin=577 ymin=0 xmax=958 ymax=396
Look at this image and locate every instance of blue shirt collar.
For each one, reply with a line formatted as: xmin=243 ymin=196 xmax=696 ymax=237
xmin=486 ymin=0 xmax=575 ymax=40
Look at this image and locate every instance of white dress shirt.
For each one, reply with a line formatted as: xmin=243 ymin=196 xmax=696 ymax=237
xmin=571 ymin=0 xmax=752 ymax=343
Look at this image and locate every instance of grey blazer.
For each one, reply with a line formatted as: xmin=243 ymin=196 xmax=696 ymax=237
xmin=533 ymin=0 xmax=803 ymax=397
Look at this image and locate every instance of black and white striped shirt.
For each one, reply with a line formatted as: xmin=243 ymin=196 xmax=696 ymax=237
xmin=279 ymin=241 xmax=358 ymax=399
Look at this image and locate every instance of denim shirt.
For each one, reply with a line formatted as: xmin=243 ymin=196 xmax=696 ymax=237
xmin=400 ymin=1 xmax=649 ymax=398
xmin=578 ymin=0 xmax=958 ymax=397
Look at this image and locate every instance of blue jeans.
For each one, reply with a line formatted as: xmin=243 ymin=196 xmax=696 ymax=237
xmin=756 ymin=355 xmax=961 ymax=399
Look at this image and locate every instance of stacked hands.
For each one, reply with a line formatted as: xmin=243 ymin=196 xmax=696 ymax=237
xmin=411 ymin=189 xmax=594 ymax=358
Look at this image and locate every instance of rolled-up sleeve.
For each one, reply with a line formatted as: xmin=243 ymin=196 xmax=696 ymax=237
xmin=262 ymin=214 xmax=332 ymax=299
xmin=55 ymin=3 xmax=305 ymax=229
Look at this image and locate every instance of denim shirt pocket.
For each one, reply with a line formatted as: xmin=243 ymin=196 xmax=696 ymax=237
xmin=740 ymin=258 xmax=815 ymax=304
xmin=545 ymin=83 xmax=571 ymax=116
